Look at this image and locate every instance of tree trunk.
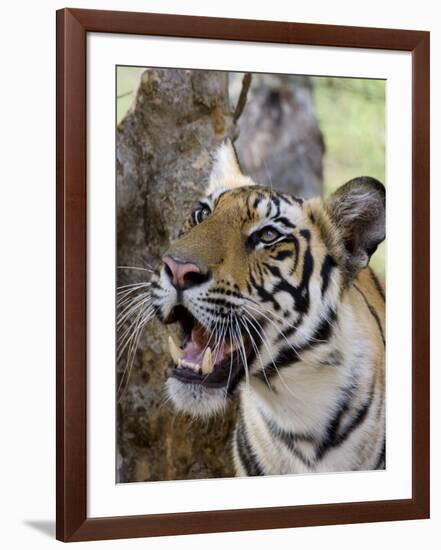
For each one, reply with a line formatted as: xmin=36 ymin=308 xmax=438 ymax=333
xmin=116 ymin=69 xmax=238 ymax=482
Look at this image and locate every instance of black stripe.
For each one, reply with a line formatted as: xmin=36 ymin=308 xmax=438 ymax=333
xmin=279 ymin=194 xmax=297 ymax=206
xmin=281 ymin=307 xmax=335 ymax=349
xmin=272 ymin=216 xmax=296 ymax=228
xmin=320 ymin=254 xmax=337 ymax=296
xmin=315 ymin=399 xmax=350 ymax=460
xmin=276 ymin=316 xmax=303 ymax=342
xmin=292 ymin=236 xmax=300 ymax=272
xmin=249 ymin=271 xmax=281 ymax=311
xmin=253 ymin=194 xmax=263 ymax=210
xmin=265 ymin=264 xmax=282 ymax=279
xmin=272 ymin=194 xmax=281 ymax=218
xmin=369 ymin=267 xmax=385 ymax=302
xmin=338 ymin=388 xmax=375 ymax=441
xmin=266 ymin=201 xmax=272 ymax=217
xmin=271 ymin=249 xmax=293 ymax=261
xmin=236 ymin=415 xmax=264 ymax=476
xmin=261 ymin=380 xmax=377 ymax=467
xmin=315 ymin=378 xmax=375 ymax=460
xmin=246 ymin=195 xmax=253 ymax=220
xmin=213 ymin=190 xmax=227 ymax=205
xmin=353 ymin=284 xmax=385 ymax=346
xmin=264 ymin=417 xmax=314 ymax=468
xmin=299 ymin=229 xmax=311 ymax=242
xmin=272 ymin=239 xmax=314 ymax=314
xmin=258 ymin=308 xmax=337 ymax=379
xmin=320 ymin=349 xmax=343 ymax=367
xmin=282 ymin=235 xmax=300 ymax=272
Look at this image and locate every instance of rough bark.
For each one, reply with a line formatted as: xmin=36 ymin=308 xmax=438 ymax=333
xmin=116 ymin=69 xmax=238 ymax=482
xmin=116 ymin=68 xmax=324 ymax=482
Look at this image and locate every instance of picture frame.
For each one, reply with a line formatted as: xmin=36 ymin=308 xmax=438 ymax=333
xmin=56 ymin=7 xmax=430 ymax=542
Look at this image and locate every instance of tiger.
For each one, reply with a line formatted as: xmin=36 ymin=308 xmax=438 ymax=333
xmin=149 ymin=139 xmax=386 ymax=475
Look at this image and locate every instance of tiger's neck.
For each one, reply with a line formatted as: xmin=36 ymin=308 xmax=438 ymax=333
xmin=236 ymin=285 xmax=382 ymax=472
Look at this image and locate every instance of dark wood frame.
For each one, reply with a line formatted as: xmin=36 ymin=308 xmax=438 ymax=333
xmin=56 ymin=7 xmax=430 ymax=542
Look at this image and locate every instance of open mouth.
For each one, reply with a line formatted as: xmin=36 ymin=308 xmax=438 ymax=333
xmin=165 ymin=305 xmax=252 ymax=391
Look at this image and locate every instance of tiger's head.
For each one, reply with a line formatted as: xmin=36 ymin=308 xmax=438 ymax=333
xmin=151 ymin=140 xmax=385 ymax=417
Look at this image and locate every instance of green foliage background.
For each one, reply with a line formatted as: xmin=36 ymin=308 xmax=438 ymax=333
xmin=117 ymin=68 xmax=385 ymax=277
xmin=311 ymin=77 xmax=385 ymax=277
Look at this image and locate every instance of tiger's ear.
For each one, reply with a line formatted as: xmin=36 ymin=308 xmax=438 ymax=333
xmin=326 ymin=177 xmax=385 ymax=278
xmin=207 ymin=138 xmax=254 ymax=194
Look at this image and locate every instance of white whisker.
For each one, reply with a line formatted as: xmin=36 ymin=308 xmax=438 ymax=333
xmin=118 ymin=265 xmax=155 ymax=273
xmin=242 ymin=310 xmax=299 ymax=400
xmin=117 ymin=294 xmax=152 ymax=327
xmin=238 ymin=315 xmax=274 ymax=393
xmin=243 ymin=297 xmax=330 ymax=346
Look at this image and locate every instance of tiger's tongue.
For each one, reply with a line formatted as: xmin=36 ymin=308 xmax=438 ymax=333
xmin=182 ymin=323 xmax=226 ymax=365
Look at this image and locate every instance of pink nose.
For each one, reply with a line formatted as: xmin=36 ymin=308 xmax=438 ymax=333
xmin=162 ymin=256 xmax=202 ymax=289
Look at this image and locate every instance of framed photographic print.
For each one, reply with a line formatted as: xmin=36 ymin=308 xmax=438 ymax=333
xmin=56 ymin=8 xmax=430 ymax=542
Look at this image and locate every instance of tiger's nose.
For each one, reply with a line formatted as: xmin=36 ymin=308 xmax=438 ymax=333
xmin=162 ymin=256 xmax=209 ymax=290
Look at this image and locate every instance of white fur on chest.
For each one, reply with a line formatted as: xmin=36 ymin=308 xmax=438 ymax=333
xmin=235 ymin=303 xmax=383 ymax=474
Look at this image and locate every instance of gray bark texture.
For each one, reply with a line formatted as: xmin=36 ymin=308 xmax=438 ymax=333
xmin=116 ymin=69 xmax=324 ymax=482
xmin=234 ymin=74 xmax=324 ymax=198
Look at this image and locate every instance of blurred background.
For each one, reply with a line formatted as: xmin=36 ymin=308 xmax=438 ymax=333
xmin=116 ymin=67 xmax=385 ymax=483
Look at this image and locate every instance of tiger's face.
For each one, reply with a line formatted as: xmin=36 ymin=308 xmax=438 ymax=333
xmin=150 ymin=140 xmax=385 ymax=417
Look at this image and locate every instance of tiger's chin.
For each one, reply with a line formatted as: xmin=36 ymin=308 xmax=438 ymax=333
xmin=163 ymin=304 xmax=251 ymax=418
xmin=165 ymin=378 xmax=230 ymax=417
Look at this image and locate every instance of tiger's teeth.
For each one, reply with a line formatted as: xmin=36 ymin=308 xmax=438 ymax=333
xmin=201 ymin=347 xmax=213 ymax=375
xmin=168 ymin=335 xmax=183 ymax=364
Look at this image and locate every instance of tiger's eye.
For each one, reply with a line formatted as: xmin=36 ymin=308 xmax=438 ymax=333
xmin=200 ymin=207 xmax=210 ymax=220
xmin=195 ymin=206 xmax=211 ymax=224
xmin=259 ymin=227 xmax=280 ymax=243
